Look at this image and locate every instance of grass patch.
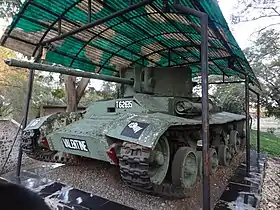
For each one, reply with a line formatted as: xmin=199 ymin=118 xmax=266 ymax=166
xmin=250 ymin=130 xmax=280 ymax=156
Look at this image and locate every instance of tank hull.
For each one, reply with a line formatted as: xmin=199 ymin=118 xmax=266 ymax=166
xmin=23 ymin=98 xmax=245 ymax=162
xmin=21 ymin=95 xmax=246 ymax=198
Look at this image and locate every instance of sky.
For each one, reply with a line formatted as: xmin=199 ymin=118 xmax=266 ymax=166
xmin=0 ymin=1 xmax=279 ymax=90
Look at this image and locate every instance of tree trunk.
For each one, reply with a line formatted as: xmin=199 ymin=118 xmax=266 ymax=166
xmin=64 ymin=75 xmax=89 ymax=112
xmin=76 ymin=78 xmax=90 ymax=103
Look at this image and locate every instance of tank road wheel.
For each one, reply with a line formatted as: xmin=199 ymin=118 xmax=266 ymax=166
xmin=210 ymin=148 xmax=219 ymax=174
xmin=229 ymin=130 xmax=241 ymax=154
xmin=218 ymin=145 xmax=232 ymax=166
xmin=171 ymin=147 xmax=198 ymax=189
xmin=148 ymin=136 xmax=170 ymax=185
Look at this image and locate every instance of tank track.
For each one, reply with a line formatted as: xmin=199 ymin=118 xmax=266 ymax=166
xmin=119 ymin=120 xmax=246 ymax=198
xmin=119 ymin=142 xmax=193 ymax=199
xmin=21 ymin=129 xmax=81 ymax=165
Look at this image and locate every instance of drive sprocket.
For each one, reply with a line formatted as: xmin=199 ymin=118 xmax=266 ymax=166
xmin=21 ymin=129 xmax=81 ymax=165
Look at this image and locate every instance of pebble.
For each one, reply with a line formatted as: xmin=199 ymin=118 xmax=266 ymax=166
xmin=44 ymin=152 xmax=246 ymax=210
xmin=259 ymin=157 xmax=280 ymax=210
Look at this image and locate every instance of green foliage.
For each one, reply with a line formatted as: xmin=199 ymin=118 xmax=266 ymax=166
xmin=1 ymin=72 xmax=65 ymax=122
xmin=78 ymin=81 xmax=118 ymax=106
xmin=51 ymin=88 xmax=65 ymax=100
xmin=212 ymin=28 xmax=280 ymax=118
xmin=96 ymin=81 xmax=118 ymax=100
xmin=245 ymin=29 xmax=280 ymax=118
xmin=0 ymin=0 xmax=21 ymax=19
xmin=78 ymin=89 xmax=103 ymax=107
xmin=251 ymin=130 xmax=280 ymax=157
xmin=213 ymin=83 xmax=245 ymax=114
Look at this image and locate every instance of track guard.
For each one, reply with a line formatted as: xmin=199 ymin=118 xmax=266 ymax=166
xmin=24 ymin=112 xmax=83 ymax=134
xmin=105 ymin=113 xmax=172 ymax=149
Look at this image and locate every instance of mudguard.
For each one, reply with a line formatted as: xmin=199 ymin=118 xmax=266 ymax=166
xmin=105 ymin=111 xmax=245 ymax=149
xmin=24 ymin=112 xmax=84 ymax=136
xmin=105 ymin=112 xmax=199 ymax=149
xmin=24 ymin=115 xmax=52 ymax=130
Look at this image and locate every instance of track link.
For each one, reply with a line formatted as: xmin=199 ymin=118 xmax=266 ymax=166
xmin=119 ymin=142 xmax=194 ymax=199
xmin=21 ymin=129 xmax=81 ymax=165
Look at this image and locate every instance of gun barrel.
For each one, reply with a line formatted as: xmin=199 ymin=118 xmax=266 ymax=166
xmin=4 ymin=59 xmax=134 ymax=85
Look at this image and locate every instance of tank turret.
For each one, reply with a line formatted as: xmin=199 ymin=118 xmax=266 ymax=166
xmin=5 ymin=59 xmax=196 ymax=98
xmin=120 ymin=66 xmax=194 ymax=98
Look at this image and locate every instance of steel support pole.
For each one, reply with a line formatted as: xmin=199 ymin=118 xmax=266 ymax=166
xmin=173 ymin=4 xmax=210 ymax=210
xmin=245 ymin=75 xmax=250 ymax=174
xmin=15 ymin=54 xmax=42 ymax=178
xmin=16 ymin=71 xmax=34 ymax=177
xmin=200 ymin=13 xmax=210 ymax=210
xmin=257 ymin=93 xmax=260 ymax=154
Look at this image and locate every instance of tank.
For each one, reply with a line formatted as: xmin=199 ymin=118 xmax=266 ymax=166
xmin=8 ymin=60 xmax=246 ymax=198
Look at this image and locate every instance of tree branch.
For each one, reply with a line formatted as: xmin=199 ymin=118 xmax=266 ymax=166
xmin=250 ymin=22 xmax=280 ymax=36
xmin=236 ymin=14 xmax=280 ymax=23
xmin=272 ymin=7 xmax=280 ymax=16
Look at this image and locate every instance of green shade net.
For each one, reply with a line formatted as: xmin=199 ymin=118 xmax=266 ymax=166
xmin=0 ymin=0 xmax=259 ymax=86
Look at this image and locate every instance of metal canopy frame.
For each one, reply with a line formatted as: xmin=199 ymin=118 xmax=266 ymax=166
xmin=1 ymin=1 xmax=262 ymax=210
xmin=1 ymin=0 xmax=260 ymax=84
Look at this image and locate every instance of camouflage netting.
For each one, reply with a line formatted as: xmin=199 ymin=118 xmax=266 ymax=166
xmin=0 ymin=0 xmax=259 ymax=86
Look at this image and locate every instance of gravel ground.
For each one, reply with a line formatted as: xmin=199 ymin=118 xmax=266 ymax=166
xmin=44 ymin=151 xmax=245 ymax=210
xmin=0 ymin=119 xmax=42 ymax=175
xmin=259 ymin=157 xmax=280 ymax=210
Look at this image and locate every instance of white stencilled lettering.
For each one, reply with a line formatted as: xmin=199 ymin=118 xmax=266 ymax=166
xmin=116 ymin=100 xmax=132 ymax=109
xmin=62 ymin=138 xmax=89 ymax=152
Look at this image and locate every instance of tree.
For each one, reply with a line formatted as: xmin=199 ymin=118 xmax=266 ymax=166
xmin=0 ymin=46 xmax=28 ymax=87
xmin=212 ymin=83 xmax=246 ymax=114
xmin=0 ymin=0 xmax=22 ymax=19
xmin=244 ymin=29 xmax=280 ymax=117
xmin=96 ymin=81 xmax=118 ymax=99
xmin=212 ymin=28 xmax=280 ymax=118
xmin=0 ymin=46 xmax=28 ymax=118
xmin=63 ymin=76 xmax=90 ymax=112
xmin=0 ymin=1 xmax=100 ymax=113
xmin=0 ymin=46 xmax=70 ymax=120
xmin=230 ymin=0 xmax=280 ymax=33
xmin=1 ymin=70 xmax=67 ymax=122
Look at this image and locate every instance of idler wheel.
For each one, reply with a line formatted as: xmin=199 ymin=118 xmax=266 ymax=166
xmin=210 ymin=148 xmax=219 ymax=174
xmin=172 ymin=147 xmax=198 ymax=189
xmin=218 ymin=145 xmax=232 ymax=166
xmin=229 ymin=130 xmax=241 ymax=154
xmin=148 ymin=136 xmax=170 ymax=185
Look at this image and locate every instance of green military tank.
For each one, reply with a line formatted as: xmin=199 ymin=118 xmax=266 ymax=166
xmin=18 ymin=62 xmax=245 ymax=198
